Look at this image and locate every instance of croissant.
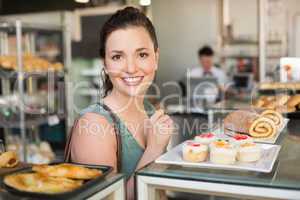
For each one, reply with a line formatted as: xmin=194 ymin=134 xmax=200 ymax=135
xmin=4 ymin=173 xmax=82 ymax=193
xmin=32 ymin=163 xmax=102 ymax=180
xmin=0 ymin=151 xmax=19 ymax=168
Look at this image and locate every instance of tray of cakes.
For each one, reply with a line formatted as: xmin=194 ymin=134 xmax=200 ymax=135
xmin=156 ymin=133 xmax=281 ymax=173
xmin=220 ymin=109 xmax=288 ymax=144
xmin=0 ymin=162 xmax=112 ymax=200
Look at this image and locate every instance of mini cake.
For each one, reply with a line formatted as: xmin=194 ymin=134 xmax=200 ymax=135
xmin=237 ymin=142 xmax=261 ymax=162
xmin=194 ymin=132 xmax=217 ymax=145
xmin=210 ymin=139 xmax=237 ymax=165
xmin=230 ymin=134 xmax=253 ymax=146
xmin=182 ymin=141 xmax=208 ymax=162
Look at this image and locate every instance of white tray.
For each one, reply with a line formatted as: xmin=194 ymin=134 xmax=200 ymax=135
xmin=216 ymin=118 xmax=289 ymax=144
xmin=156 ymin=142 xmax=281 ymax=173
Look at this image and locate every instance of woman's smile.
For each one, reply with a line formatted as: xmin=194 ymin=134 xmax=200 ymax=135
xmin=122 ymin=76 xmax=144 ymax=86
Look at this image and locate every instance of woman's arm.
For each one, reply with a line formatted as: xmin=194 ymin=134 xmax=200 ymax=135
xmin=70 ymin=113 xmax=118 ymax=171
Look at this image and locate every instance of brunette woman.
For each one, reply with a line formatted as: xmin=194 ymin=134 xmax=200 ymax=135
xmin=65 ymin=6 xmax=173 ymax=200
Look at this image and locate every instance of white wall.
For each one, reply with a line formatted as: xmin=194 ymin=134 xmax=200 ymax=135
xmin=286 ymin=0 xmax=300 ymax=56
xmin=229 ymin=0 xmax=258 ymax=39
xmin=151 ymin=0 xmax=219 ymax=98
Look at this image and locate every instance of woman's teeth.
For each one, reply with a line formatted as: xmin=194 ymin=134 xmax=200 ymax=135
xmin=122 ymin=76 xmax=143 ymax=86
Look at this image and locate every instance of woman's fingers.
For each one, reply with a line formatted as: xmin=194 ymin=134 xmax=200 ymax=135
xmin=150 ymin=109 xmax=164 ymax=123
xmin=156 ymin=115 xmax=170 ymax=124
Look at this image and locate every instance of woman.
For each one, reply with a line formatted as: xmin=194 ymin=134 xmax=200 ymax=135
xmin=65 ymin=6 xmax=174 ymax=199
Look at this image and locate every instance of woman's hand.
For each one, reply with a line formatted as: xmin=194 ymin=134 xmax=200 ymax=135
xmin=145 ymin=109 xmax=174 ymax=153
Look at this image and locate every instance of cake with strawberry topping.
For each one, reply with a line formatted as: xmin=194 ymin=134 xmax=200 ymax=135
xmin=210 ymin=139 xmax=237 ymax=165
xmin=182 ymin=141 xmax=208 ymax=162
xmin=230 ymin=134 xmax=253 ymax=146
xmin=194 ymin=132 xmax=217 ymax=145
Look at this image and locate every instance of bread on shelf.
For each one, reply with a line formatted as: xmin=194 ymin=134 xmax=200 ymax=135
xmin=0 ymin=54 xmax=63 ymax=72
xmin=253 ymin=94 xmax=300 ymax=113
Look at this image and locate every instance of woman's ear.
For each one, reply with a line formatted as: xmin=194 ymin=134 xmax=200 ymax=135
xmin=101 ymin=59 xmax=108 ymax=74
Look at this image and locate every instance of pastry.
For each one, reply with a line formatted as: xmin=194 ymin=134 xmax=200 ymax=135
xmin=237 ymin=142 xmax=261 ymax=162
xmin=259 ymin=109 xmax=283 ymax=129
xmin=230 ymin=134 xmax=253 ymax=146
xmin=274 ymin=95 xmax=290 ymax=106
xmin=287 ymin=106 xmax=297 ymax=113
xmin=248 ymin=117 xmax=276 ymax=138
xmin=194 ymin=132 xmax=217 ymax=145
xmin=0 ymin=55 xmax=64 ymax=72
xmin=287 ymin=95 xmax=300 ymax=107
xmin=32 ymin=163 xmax=102 ymax=180
xmin=210 ymin=139 xmax=237 ymax=165
xmin=182 ymin=141 xmax=208 ymax=162
xmin=264 ymin=101 xmax=276 ymax=109
xmin=274 ymin=105 xmax=288 ymax=113
xmin=4 ymin=173 xmax=82 ymax=193
xmin=0 ymin=151 xmax=19 ymax=168
xmin=224 ymin=110 xmax=277 ymax=138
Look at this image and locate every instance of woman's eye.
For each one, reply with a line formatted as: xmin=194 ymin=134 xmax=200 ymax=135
xmin=139 ymin=52 xmax=148 ymax=58
xmin=112 ymin=55 xmax=121 ymax=61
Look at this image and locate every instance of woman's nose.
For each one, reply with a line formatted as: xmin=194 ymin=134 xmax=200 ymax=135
xmin=126 ymin=58 xmax=138 ymax=74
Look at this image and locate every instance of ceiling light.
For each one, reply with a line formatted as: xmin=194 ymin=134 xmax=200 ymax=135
xmin=139 ymin=0 xmax=151 ymax=6
xmin=75 ymin=0 xmax=90 ymax=3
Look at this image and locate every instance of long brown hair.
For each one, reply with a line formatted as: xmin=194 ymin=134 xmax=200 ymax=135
xmin=99 ymin=6 xmax=158 ymax=97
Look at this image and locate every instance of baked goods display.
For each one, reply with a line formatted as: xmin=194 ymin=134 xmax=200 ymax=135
xmin=32 ymin=163 xmax=102 ymax=180
xmin=209 ymin=140 xmax=237 ymax=165
xmin=4 ymin=173 xmax=83 ymax=194
xmin=237 ymin=142 xmax=261 ymax=162
xmin=253 ymin=95 xmax=300 ymax=113
xmin=3 ymin=163 xmax=103 ymax=194
xmin=0 ymin=151 xmax=19 ymax=168
xmin=259 ymin=82 xmax=300 ymax=90
xmin=0 ymin=54 xmax=63 ymax=72
xmin=182 ymin=141 xmax=208 ymax=162
xmin=194 ymin=132 xmax=217 ymax=145
xmin=224 ymin=109 xmax=277 ymax=138
xmin=181 ymin=136 xmax=262 ymax=165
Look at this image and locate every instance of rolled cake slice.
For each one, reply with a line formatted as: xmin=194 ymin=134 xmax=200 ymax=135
xmin=258 ymin=109 xmax=283 ymax=129
xmin=224 ymin=110 xmax=277 ymax=138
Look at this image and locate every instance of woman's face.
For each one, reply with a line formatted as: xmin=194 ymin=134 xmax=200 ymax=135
xmin=104 ymin=26 xmax=158 ymax=97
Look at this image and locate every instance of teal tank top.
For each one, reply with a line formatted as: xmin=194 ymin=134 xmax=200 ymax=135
xmin=79 ymin=100 xmax=155 ymax=179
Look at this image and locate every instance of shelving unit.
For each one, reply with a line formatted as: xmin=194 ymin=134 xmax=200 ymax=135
xmin=77 ymin=59 xmax=103 ymax=104
xmin=219 ymin=0 xmax=288 ymax=82
xmin=0 ymin=20 xmax=71 ymax=162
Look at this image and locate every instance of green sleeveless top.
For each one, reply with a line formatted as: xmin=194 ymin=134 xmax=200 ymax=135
xmin=80 ymin=100 xmax=155 ymax=179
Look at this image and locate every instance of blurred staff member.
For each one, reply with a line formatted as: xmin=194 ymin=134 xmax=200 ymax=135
xmin=187 ymin=46 xmax=227 ymax=86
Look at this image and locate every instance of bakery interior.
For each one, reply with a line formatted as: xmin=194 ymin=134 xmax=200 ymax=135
xmin=0 ymin=0 xmax=300 ymax=199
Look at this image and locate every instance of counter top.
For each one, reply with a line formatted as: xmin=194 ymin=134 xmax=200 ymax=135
xmin=0 ymin=163 xmax=124 ymax=200
xmin=137 ymin=118 xmax=300 ymax=191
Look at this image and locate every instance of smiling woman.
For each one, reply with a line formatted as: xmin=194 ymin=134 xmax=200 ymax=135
xmin=64 ymin=6 xmax=173 ymax=200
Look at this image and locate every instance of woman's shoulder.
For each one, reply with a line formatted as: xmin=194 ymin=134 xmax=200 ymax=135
xmin=79 ymin=103 xmax=113 ymax=124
